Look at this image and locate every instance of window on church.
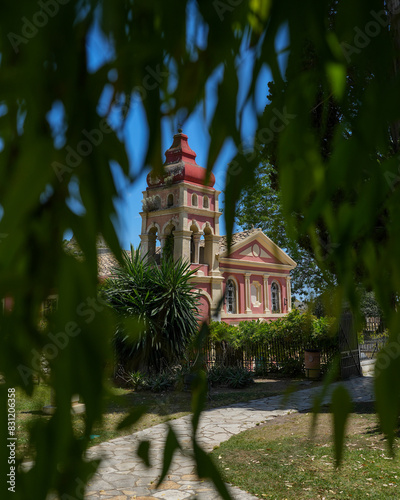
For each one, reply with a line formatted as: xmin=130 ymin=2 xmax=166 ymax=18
xmin=226 ymin=279 xmax=237 ymax=314
xmin=203 ymin=196 xmax=209 ymax=208
xmin=148 ymin=227 xmax=158 ymax=261
xmin=167 ymin=194 xmax=174 ymax=207
xmin=154 ymin=196 xmax=161 ymax=210
xmin=271 ymin=282 xmax=280 ymax=313
xmin=192 ymin=193 xmax=198 ymax=206
xmin=251 ymin=282 xmax=261 ymax=307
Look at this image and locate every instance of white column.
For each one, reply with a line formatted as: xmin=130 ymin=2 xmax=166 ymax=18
xmin=210 ymin=276 xmax=224 ymax=320
xmin=263 ymin=274 xmax=270 ymax=313
xmin=286 ymin=276 xmax=292 ymax=312
xmin=192 ymin=233 xmax=201 ymax=263
xmin=245 ymin=273 xmax=252 ymax=313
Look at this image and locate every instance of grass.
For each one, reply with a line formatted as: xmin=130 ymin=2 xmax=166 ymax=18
xmin=210 ymin=402 xmax=400 ymax=499
xmin=14 ymin=376 xmax=318 ymax=460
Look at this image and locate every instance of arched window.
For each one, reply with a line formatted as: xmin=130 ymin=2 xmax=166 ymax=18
xmin=226 ymin=279 xmax=237 ymax=314
xmin=251 ymin=282 xmax=261 ymax=307
xmin=203 ymin=196 xmax=209 ymax=209
xmin=192 ymin=193 xmax=198 ymax=207
xmin=167 ymin=194 xmax=174 ymax=207
xmin=271 ymin=282 xmax=281 ymax=313
xmin=163 ymin=224 xmax=175 ymax=261
xmin=148 ymin=226 xmax=158 ymax=260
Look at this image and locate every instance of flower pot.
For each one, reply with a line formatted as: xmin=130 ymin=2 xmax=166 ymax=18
xmin=304 ymin=349 xmax=321 ymax=379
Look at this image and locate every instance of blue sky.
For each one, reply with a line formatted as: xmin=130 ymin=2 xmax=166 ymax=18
xmin=80 ymin=14 xmax=289 ymax=250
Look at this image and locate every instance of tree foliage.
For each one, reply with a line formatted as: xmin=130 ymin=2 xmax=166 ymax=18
xmin=1 ymin=0 xmax=400 ymax=498
xmin=209 ymin=310 xmax=336 ymax=349
xmin=236 ymin=162 xmax=335 ymax=297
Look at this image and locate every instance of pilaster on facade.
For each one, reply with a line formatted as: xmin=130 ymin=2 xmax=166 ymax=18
xmin=244 ymin=272 xmax=252 ymax=313
xmin=214 ymin=190 xmax=221 ymax=212
xmin=210 ymin=275 xmax=224 ymax=321
xmin=192 ymin=233 xmax=201 ymax=263
xmin=139 ymin=233 xmax=150 ymax=259
xmin=179 ymin=211 xmax=188 ymax=233
xmin=206 ymin=234 xmax=221 ymax=275
xmin=182 ymin=185 xmax=188 ymax=206
xmin=286 ymin=276 xmax=292 ymax=311
xmin=159 ymin=235 xmax=166 ymax=255
xmin=263 ymin=274 xmax=270 ymax=313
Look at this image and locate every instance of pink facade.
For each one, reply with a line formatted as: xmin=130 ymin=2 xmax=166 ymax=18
xmin=140 ymin=130 xmax=297 ymax=325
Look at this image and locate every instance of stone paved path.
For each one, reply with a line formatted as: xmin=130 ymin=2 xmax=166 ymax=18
xmin=85 ymin=376 xmax=374 ymax=500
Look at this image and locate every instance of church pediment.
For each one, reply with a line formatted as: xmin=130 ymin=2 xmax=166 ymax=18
xmin=219 ymin=229 xmax=296 ymax=268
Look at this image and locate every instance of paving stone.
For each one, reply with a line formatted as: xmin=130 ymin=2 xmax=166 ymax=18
xmin=152 ymin=490 xmax=192 ymax=499
xmin=151 ymin=480 xmax=181 ymax=490
xmin=180 ymin=474 xmax=199 ymax=481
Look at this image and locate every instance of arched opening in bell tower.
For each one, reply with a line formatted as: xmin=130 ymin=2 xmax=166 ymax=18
xmin=148 ymin=226 xmax=158 ymax=261
xmin=163 ymin=223 xmax=175 ymax=260
xmin=190 ymin=222 xmax=200 ymax=263
xmin=203 ymin=223 xmax=213 ymax=268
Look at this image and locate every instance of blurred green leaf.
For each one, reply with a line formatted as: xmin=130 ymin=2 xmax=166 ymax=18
xmin=156 ymin=426 xmax=181 ymax=487
xmin=137 ymin=440 xmax=151 ymax=468
xmin=331 ymin=384 xmax=352 ymax=467
xmin=117 ymin=406 xmax=147 ymax=430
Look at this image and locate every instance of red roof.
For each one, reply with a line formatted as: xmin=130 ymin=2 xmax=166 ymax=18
xmin=147 ymin=130 xmax=215 ymax=188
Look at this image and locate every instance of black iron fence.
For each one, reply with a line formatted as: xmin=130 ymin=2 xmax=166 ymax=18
xmin=202 ymin=339 xmax=338 ymax=375
xmin=359 ymin=339 xmax=387 ymax=360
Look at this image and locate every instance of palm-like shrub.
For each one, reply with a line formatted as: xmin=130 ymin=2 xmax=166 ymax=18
xmin=102 ymin=247 xmax=200 ymax=373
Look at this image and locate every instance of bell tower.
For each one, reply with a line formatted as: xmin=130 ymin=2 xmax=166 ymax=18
xmin=140 ymin=130 xmax=221 ymax=274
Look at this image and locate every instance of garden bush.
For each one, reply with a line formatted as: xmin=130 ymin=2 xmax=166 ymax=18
xmin=207 ymin=366 xmax=254 ymax=389
xmin=207 ymin=310 xmax=338 ymax=376
xmin=209 ymin=310 xmax=337 ymax=349
xmin=102 ymin=248 xmax=200 ymax=373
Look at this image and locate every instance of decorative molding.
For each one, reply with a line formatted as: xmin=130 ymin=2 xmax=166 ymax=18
xmin=219 ymin=258 xmax=293 ymax=271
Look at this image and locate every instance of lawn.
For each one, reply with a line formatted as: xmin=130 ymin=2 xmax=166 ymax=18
xmin=211 ymin=402 xmax=400 ymax=499
xmin=14 ymin=376 xmax=319 ymax=460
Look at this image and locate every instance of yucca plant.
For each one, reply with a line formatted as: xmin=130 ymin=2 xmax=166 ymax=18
xmin=102 ymin=247 xmax=200 ymax=373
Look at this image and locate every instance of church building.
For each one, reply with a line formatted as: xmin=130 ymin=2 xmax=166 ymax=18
xmin=139 ymin=130 xmax=297 ymax=324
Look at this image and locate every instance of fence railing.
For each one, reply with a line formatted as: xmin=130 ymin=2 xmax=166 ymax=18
xmin=363 ymin=318 xmax=385 ymax=339
xmin=359 ymin=339 xmax=387 ymax=360
xmin=202 ymin=339 xmax=338 ymax=375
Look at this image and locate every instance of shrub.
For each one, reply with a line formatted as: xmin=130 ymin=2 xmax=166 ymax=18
xmin=209 ymin=310 xmax=337 ymax=350
xmin=208 ymin=311 xmax=338 ymax=376
xmin=207 ymin=366 xmax=254 ymax=388
xmin=102 ymin=248 xmax=200 ymax=373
